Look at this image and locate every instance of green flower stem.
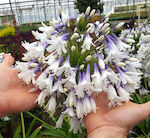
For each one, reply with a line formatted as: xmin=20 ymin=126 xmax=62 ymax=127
xmin=79 ymin=46 xmax=95 ymax=64
xmin=20 ymin=112 xmax=25 ymax=138
xmin=43 ymin=104 xmax=56 ymax=123
xmin=144 ymin=77 xmax=148 ymax=90
xmin=26 ymin=111 xmax=54 ymax=129
xmin=26 ymin=111 xmax=67 ymax=137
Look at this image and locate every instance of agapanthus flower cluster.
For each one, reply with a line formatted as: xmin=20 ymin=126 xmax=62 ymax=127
xmin=120 ymin=21 xmax=150 ymax=94
xmin=121 ymin=20 xmax=150 ymax=39
xmin=137 ymin=33 xmax=150 ymax=87
xmin=16 ymin=6 xmax=141 ymax=133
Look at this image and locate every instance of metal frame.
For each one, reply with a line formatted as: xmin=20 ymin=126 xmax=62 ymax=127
xmin=0 ymin=0 xmax=78 ymax=25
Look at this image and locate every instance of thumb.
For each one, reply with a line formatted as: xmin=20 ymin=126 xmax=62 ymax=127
xmin=2 ymin=54 xmax=14 ymax=67
xmin=139 ymin=101 xmax=150 ymax=119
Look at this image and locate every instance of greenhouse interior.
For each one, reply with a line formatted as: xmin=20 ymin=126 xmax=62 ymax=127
xmin=0 ymin=0 xmax=150 ymax=137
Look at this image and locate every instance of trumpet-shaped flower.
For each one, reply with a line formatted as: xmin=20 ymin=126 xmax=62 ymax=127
xmin=64 ymin=88 xmax=76 ymax=107
xmin=46 ymin=92 xmax=57 ymax=116
xmin=69 ymin=117 xmax=82 ymax=133
xmin=74 ymin=72 xmax=94 ymax=98
xmin=92 ymin=63 xmax=103 ymax=92
xmin=46 ymin=34 xmax=69 ymax=56
xmin=56 ymin=55 xmax=75 ymax=77
xmin=81 ymin=34 xmax=95 ymax=50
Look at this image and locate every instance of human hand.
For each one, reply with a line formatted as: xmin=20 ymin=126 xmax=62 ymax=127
xmin=0 ymin=54 xmax=40 ymax=117
xmin=85 ymin=92 xmax=150 ymax=138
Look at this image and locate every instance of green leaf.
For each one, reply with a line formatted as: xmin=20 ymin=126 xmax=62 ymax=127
xmin=0 ymin=133 xmax=3 ymax=138
xmin=131 ymin=93 xmax=143 ymax=104
xmin=13 ymin=126 xmax=21 ymax=138
xmin=29 ymin=126 xmax=42 ymax=138
xmin=26 ymin=112 xmax=67 ymax=138
xmin=38 ymin=130 xmax=66 ymax=138
xmin=25 ymin=118 xmax=37 ymax=138
xmin=137 ymin=121 xmax=148 ymax=136
xmin=145 ymin=116 xmax=150 ymax=133
xmin=42 ymin=124 xmax=67 ymax=138
xmin=138 ymin=135 xmax=145 ymax=138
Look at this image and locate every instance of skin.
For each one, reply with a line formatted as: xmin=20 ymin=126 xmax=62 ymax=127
xmin=84 ymin=92 xmax=150 ymax=137
xmin=0 ymin=54 xmax=40 ymax=117
xmin=0 ymin=54 xmax=150 ymax=137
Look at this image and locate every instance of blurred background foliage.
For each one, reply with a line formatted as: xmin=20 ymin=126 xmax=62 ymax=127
xmin=75 ymin=0 xmax=104 ymax=14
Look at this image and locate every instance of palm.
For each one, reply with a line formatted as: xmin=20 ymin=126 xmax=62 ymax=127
xmin=0 ymin=54 xmax=39 ymax=117
xmin=85 ymin=92 xmax=150 ymax=134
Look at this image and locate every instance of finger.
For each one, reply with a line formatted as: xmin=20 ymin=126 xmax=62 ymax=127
xmin=2 ymin=54 xmax=14 ymax=67
xmin=12 ymin=68 xmax=19 ymax=73
xmin=117 ymin=102 xmax=150 ymax=130
xmin=2 ymin=90 xmax=41 ymax=115
xmin=139 ymin=101 xmax=150 ymax=119
xmin=17 ymin=91 xmax=41 ymax=112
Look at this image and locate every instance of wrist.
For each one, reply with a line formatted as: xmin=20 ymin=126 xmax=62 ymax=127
xmin=88 ymin=126 xmax=127 ymax=138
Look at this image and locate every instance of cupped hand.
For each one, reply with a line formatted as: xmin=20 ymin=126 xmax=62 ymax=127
xmin=0 ymin=54 xmax=40 ymax=117
xmin=85 ymin=92 xmax=150 ymax=137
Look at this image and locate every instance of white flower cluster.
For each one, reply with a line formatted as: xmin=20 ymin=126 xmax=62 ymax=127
xmin=16 ymin=6 xmax=142 ymax=133
xmin=120 ymin=21 xmax=150 ymax=93
xmin=138 ymin=33 xmax=150 ymax=81
xmin=121 ymin=21 xmax=150 ymax=39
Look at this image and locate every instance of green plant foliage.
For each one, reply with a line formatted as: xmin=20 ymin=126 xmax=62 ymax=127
xmin=75 ymin=0 xmax=104 ymax=14
xmin=18 ymin=25 xmax=39 ymax=32
xmin=128 ymin=93 xmax=150 ymax=137
xmin=0 ymin=133 xmax=3 ymax=138
xmin=13 ymin=126 xmax=21 ymax=138
xmin=0 ymin=26 xmax=15 ymax=37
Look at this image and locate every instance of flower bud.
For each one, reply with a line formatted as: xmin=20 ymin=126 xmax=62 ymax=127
xmin=91 ymin=74 xmax=96 ymax=79
xmin=86 ymin=23 xmax=91 ymax=28
xmin=115 ymin=22 xmax=125 ymax=30
xmin=29 ymin=63 xmax=39 ymax=68
xmin=116 ymin=62 xmax=126 ymax=67
xmin=46 ymin=30 xmax=51 ymax=38
xmin=124 ymin=38 xmax=135 ymax=44
xmin=22 ymin=57 xmax=30 ymax=61
xmin=38 ymin=58 xmax=42 ymax=63
xmin=31 ymin=30 xmax=37 ymax=37
xmin=86 ymin=55 xmax=91 ymax=61
xmin=65 ymin=17 xmax=69 ymax=24
xmin=98 ymin=35 xmax=104 ymax=43
xmin=63 ymin=41 xmax=68 ymax=47
xmin=79 ymin=64 xmax=84 ymax=70
xmin=86 ymin=27 xmax=92 ymax=33
xmin=76 ymin=17 xmax=80 ymax=24
xmin=58 ymin=6 xmax=62 ymax=16
xmin=101 ymin=23 xmax=110 ymax=32
xmin=85 ymin=6 xmax=91 ymax=15
xmin=104 ymin=17 xmax=109 ymax=23
xmin=71 ymin=46 xmax=76 ymax=52
xmin=103 ymin=27 xmax=110 ymax=34
xmin=71 ymin=33 xmax=79 ymax=40
xmin=128 ymin=57 xmax=138 ymax=62
xmin=74 ymin=27 xmax=78 ymax=32
xmin=97 ymin=53 xmax=105 ymax=69
xmin=125 ymin=72 xmax=134 ymax=75
xmin=64 ymin=88 xmax=68 ymax=92
xmin=79 ymin=13 xmax=84 ymax=18
xmin=50 ymin=21 xmax=56 ymax=28
xmin=105 ymin=12 xmax=112 ymax=18
xmin=81 ymin=49 xmax=86 ymax=54
xmin=90 ymin=9 xmax=96 ymax=17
